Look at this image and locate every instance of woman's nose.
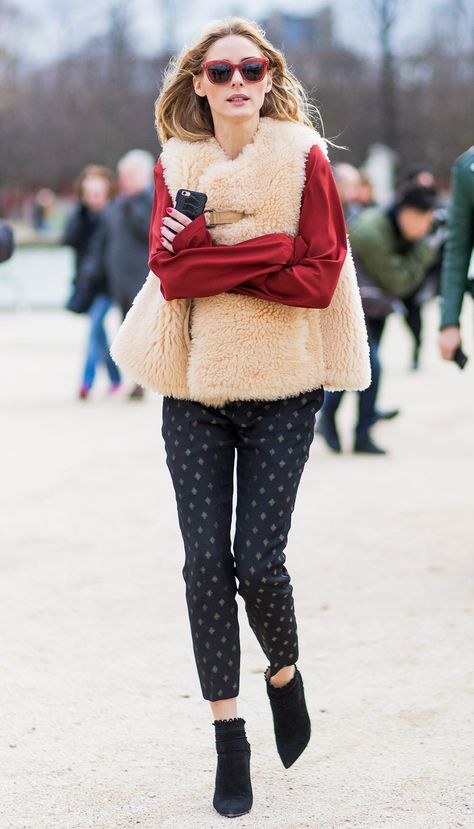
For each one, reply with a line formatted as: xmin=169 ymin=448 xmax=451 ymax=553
xmin=231 ymin=68 xmax=245 ymax=85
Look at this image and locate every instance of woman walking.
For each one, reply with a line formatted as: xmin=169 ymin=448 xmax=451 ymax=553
xmin=63 ymin=165 xmax=121 ymax=399
xmin=112 ymin=17 xmax=370 ymax=817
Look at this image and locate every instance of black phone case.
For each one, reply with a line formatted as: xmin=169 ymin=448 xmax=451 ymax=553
xmin=453 ymin=346 xmax=468 ymax=369
xmin=174 ymin=189 xmax=208 ymax=221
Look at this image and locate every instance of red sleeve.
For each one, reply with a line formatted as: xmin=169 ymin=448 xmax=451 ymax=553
xmin=148 ymin=145 xmax=346 ymax=309
xmin=232 ymin=145 xmax=347 ymax=307
xmin=148 ymin=160 xmax=295 ymax=295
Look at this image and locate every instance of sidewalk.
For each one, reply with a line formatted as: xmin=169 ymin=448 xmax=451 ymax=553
xmin=1 ymin=306 xmax=472 ymax=829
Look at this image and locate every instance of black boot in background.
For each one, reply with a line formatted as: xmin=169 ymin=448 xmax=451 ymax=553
xmin=316 ymin=410 xmax=341 ymax=453
xmin=266 ymin=667 xmax=311 ymax=769
xmin=354 ymin=430 xmax=387 ymax=455
xmin=213 ymin=717 xmax=253 ymax=817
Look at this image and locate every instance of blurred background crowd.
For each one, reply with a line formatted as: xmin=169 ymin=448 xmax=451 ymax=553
xmin=0 ymin=0 xmax=473 ymax=447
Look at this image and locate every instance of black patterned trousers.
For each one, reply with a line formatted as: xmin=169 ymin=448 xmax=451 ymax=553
xmin=162 ymin=388 xmax=324 ymax=701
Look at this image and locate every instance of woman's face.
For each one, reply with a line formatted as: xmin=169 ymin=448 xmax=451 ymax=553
xmin=82 ymin=175 xmax=109 ymax=212
xmin=193 ymin=35 xmax=272 ymax=127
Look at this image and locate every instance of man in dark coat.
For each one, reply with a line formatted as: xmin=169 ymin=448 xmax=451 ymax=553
xmin=0 ymin=220 xmax=14 ymax=263
xmin=81 ymin=149 xmax=154 ymax=399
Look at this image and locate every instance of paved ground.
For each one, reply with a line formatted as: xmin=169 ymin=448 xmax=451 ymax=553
xmin=1 ymin=304 xmax=473 ymax=829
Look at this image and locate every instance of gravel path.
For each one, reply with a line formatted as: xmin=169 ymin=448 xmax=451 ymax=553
xmin=1 ymin=305 xmax=472 ymax=829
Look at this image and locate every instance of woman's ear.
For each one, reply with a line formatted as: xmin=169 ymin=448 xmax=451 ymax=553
xmin=265 ymin=71 xmax=273 ymax=95
xmin=193 ymin=74 xmax=206 ymax=98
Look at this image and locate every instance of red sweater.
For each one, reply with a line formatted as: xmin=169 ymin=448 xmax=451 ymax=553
xmin=148 ymin=144 xmax=347 ymax=309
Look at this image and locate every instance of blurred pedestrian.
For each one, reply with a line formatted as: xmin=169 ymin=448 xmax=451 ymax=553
xmin=357 ymin=172 xmax=376 ymax=210
xmin=397 ymin=166 xmax=445 ymax=369
xmin=333 ymin=162 xmax=362 ymax=224
xmin=0 ymin=220 xmax=14 ymax=263
xmin=318 ymin=184 xmax=439 ymax=455
xmin=63 ymin=165 xmax=121 ymax=400
xmin=438 ymin=146 xmax=474 ymax=363
xmin=400 ymin=164 xmax=435 ymax=190
xmin=82 ymin=149 xmax=154 ymax=400
xmin=32 ymin=188 xmax=56 ymax=234
xmin=111 ymin=16 xmax=369 ymax=817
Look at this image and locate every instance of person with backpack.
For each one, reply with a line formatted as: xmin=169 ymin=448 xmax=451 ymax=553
xmin=318 ymin=184 xmax=439 ymax=455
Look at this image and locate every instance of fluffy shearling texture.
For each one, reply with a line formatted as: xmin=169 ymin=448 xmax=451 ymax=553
xmin=111 ymin=278 xmax=191 ymax=399
xmin=111 ymin=117 xmax=370 ymax=405
xmin=318 ymin=241 xmax=371 ymax=391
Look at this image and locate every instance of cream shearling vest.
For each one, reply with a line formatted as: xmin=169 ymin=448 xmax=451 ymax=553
xmin=111 ymin=117 xmax=370 ymax=406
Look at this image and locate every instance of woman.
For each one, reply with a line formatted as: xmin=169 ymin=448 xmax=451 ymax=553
xmin=63 ymin=165 xmax=121 ymax=399
xmin=112 ymin=17 xmax=370 ymax=817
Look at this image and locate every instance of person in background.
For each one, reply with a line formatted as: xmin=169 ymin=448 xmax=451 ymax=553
xmin=81 ymin=149 xmax=154 ymax=400
xmin=333 ymin=162 xmax=362 ymax=224
xmin=357 ymin=172 xmax=376 ymax=210
xmin=318 ymin=184 xmax=439 ymax=455
xmin=32 ymin=188 xmax=56 ymax=234
xmin=0 ymin=220 xmax=14 ymax=263
xmin=401 ymin=165 xmax=436 ymax=190
xmin=438 ymin=146 xmax=474 ymax=362
xmin=63 ymin=165 xmax=121 ymax=400
xmin=397 ymin=166 xmax=445 ymax=369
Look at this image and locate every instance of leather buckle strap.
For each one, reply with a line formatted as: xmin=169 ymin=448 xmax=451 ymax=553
xmin=205 ymin=208 xmax=245 ymax=228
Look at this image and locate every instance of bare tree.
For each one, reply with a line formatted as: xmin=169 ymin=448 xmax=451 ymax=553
xmin=399 ymin=1 xmax=474 ymax=176
xmin=1 ymin=2 xmax=473 ymax=193
xmin=370 ymin=0 xmax=401 ymax=150
xmin=0 ymin=0 xmax=23 ymax=186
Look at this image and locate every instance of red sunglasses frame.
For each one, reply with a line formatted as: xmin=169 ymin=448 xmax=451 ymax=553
xmin=201 ymin=57 xmax=269 ymax=85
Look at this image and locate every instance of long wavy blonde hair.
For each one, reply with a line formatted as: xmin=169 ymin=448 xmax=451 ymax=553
xmin=155 ymin=17 xmax=319 ymax=144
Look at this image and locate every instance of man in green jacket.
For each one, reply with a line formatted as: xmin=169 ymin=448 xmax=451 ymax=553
xmin=439 ymin=147 xmax=474 ymax=360
xmin=318 ymin=184 xmax=438 ymax=454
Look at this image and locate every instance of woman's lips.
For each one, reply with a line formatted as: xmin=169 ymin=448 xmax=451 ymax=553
xmin=226 ymin=96 xmax=250 ymax=106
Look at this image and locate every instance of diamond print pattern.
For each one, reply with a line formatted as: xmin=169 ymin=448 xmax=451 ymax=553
xmin=162 ymin=387 xmax=324 ymax=701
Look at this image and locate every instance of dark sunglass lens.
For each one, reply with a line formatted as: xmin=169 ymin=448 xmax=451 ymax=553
xmin=208 ymin=63 xmax=232 ymax=83
xmin=242 ymin=61 xmax=265 ymax=81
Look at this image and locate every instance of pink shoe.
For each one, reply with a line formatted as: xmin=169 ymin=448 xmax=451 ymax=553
xmin=78 ymin=385 xmax=90 ymax=400
xmin=109 ymin=382 xmax=123 ymax=395
xmin=128 ymin=383 xmax=145 ymax=400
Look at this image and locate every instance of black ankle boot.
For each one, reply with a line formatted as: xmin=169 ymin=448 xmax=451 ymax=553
xmin=354 ymin=431 xmax=387 ymax=455
xmin=213 ymin=718 xmax=253 ymax=817
xmin=265 ymin=667 xmax=311 ymax=769
xmin=316 ymin=411 xmax=341 ymax=453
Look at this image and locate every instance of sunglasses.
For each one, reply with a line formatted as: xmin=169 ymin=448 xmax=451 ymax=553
xmin=202 ymin=57 xmax=269 ymax=85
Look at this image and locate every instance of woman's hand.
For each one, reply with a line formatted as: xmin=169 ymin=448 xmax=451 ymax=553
xmin=438 ymin=325 xmax=462 ymax=360
xmin=160 ymin=207 xmax=192 ymax=253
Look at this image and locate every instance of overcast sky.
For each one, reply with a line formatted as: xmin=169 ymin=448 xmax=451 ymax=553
xmin=6 ymin=0 xmax=455 ymax=64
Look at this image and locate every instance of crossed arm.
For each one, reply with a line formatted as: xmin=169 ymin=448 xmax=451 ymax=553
xmin=148 ymin=144 xmax=347 ymax=310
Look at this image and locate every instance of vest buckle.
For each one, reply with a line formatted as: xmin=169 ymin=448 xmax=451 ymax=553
xmin=205 ymin=208 xmax=245 ymax=228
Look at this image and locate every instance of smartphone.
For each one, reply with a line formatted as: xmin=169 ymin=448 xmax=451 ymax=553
xmin=174 ymin=189 xmax=208 ymax=221
xmin=453 ymin=346 xmax=468 ymax=369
